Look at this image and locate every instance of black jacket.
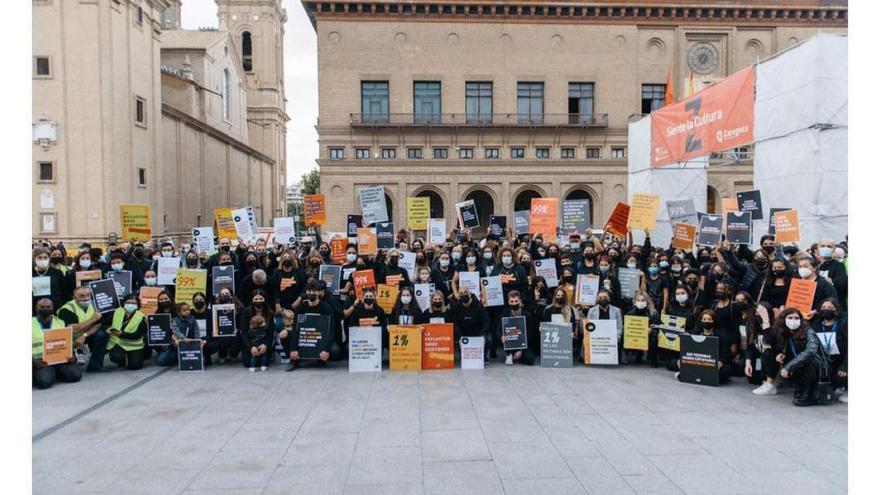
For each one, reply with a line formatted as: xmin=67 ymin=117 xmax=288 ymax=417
xmin=448 ymin=298 xmax=490 ymax=338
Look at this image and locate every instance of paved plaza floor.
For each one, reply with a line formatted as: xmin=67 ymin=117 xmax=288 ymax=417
xmin=33 ymin=362 xmax=847 ymax=494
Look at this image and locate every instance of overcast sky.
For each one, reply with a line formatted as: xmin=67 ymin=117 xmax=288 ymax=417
xmin=181 ymin=0 xmax=317 ymax=186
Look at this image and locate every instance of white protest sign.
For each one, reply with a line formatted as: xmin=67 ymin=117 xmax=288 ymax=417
xmin=274 ymin=217 xmax=296 ymax=244
xmin=191 ymin=227 xmax=215 ymax=255
xmin=399 ymin=252 xmax=417 ymax=280
xmin=583 ymin=320 xmax=619 ymax=365
xmin=414 ymin=283 xmax=435 ymax=311
xmin=231 ymin=206 xmax=259 ymax=243
xmin=359 ymin=186 xmax=388 ymax=225
xmin=534 ymin=259 xmax=558 ymax=288
xmin=157 ymin=257 xmax=179 ymax=286
xmin=480 ymin=276 xmax=504 ymax=307
xmin=460 ymin=336 xmax=485 ymax=369
xmin=429 ymin=219 xmax=446 ymax=245
xmin=458 ymin=271 xmax=480 ymax=296
xmin=576 ymin=274 xmax=600 ymax=306
xmin=348 ymin=326 xmax=382 ymax=372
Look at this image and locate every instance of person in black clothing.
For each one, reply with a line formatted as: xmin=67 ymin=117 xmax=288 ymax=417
xmin=344 ymin=286 xmax=389 ymax=349
xmin=431 ymin=252 xmax=456 ymax=301
xmin=448 ymin=285 xmax=490 ymax=360
xmin=379 ymin=249 xmax=411 ymax=287
xmin=288 ymin=281 xmax=337 ymax=370
xmin=810 ymin=298 xmax=847 ymax=402
xmin=665 ymin=285 xmax=696 ymax=333
xmin=719 ymin=241 xmax=771 ymax=302
xmin=238 ymin=289 xmax=274 ymax=369
xmin=189 ymin=292 xmax=218 ymax=366
xmin=812 ymin=239 xmax=847 ymax=307
xmin=214 ymin=287 xmax=242 ymax=363
xmin=272 ymin=251 xmax=304 ymax=314
xmin=677 ymin=309 xmax=735 ymax=384
xmin=708 ymin=281 xmax=744 ymax=369
xmin=420 ymin=290 xmax=449 ymax=324
xmin=242 ymin=314 xmax=270 ymax=371
xmin=391 ymin=286 xmax=420 ymax=326
xmin=795 ymin=256 xmax=838 ymax=318
xmin=498 ymin=290 xmax=535 ymax=366
xmin=777 ymin=308 xmax=825 ymax=406
xmin=32 ymin=248 xmax=66 ymax=315
xmin=240 ymin=269 xmax=276 ymax=317
xmin=625 ymin=290 xmax=661 ymax=366
xmin=542 ymin=287 xmax=581 ymax=360
xmin=760 ymin=258 xmax=791 ymax=312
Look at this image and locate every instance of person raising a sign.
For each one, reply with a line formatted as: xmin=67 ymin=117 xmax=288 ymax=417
xmin=795 ymin=256 xmax=838 ymax=319
xmin=379 ymin=249 xmax=411 ymax=287
xmin=190 ymin=292 xmax=219 ymax=367
xmin=498 ymin=291 xmax=536 ymax=366
xmin=33 ymin=298 xmax=82 ymax=389
xmin=586 ymin=289 xmax=624 ymax=343
xmin=718 ymin=241 xmax=771 ymax=302
xmin=105 ymin=294 xmax=148 ymax=371
xmin=157 ymin=302 xmax=202 ymax=367
xmin=57 ymin=286 xmax=108 ymax=372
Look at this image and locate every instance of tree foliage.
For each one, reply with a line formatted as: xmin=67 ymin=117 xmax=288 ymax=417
xmin=301 ymin=168 xmax=320 ymax=195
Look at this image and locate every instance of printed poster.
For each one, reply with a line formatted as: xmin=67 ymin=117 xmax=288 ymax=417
xmin=582 ymin=320 xmax=618 ymax=365
xmin=480 ymin=276 xmax=504 ymax=307
xmin=623 ymin=315 xmax=649 ymax=351
xmin=672 ymin=223 xmax=697 ymax=250
xmin=273 ymin=217 xmax=296 ymax=245
xmin=666 ymin=199 xmax=698 ymax=227
xmin=774 ymin=209 xmax=800 ymax=243
xmin=736 ymin=190 xmax=764 ymax=220
xmin=422 ymin=323 xmax=454 ymax=370
xmin=457 ymin=271 xmax=480 ymax=297
xmin=348 ymin=326 xmax=381 ymax=372
xmin=617 ymin=267 xmax=641 ymax=299
xmin=296 ymin=313 xmax=333 ymax=359
xmin=212 ymin=304 xmax=236 ymax=337
xmin=178 ymin=339 xmax=204 ymax=372
xmin=119 ymin=204 xmax=151 ymax=241
xmin=191 ymin=227 xmax=215 ymax=255
xmin=175 ymin=268 xmax=207 ymax=304
xmin=514 ymin=210 xmax=530 ymax=235
xmin=359 ymin=187 xmax=388 ymax=225
xmin=575 ymin=274 xmax=600 ymax=306
xmin=139 ymin=287 xmax=163 ymax=315
xmin=407 ymin=197 xmax=430 ymax=230
xmin=376 ymin=222 xmax=395 ymax=249
xmin=429 ymin=219 xmax=446 ymax=245
xmin=107 ymin=271 xmax=132 ymax=299
xmin=376 ymin=284 xmax=399 ymax=314
xmin=562 ymin=199 xmax=591 ymax=234
xmin=211 ymin=265 xmax=235 ymax=296
xmin=303 ymin=194 xmax=327 ymax=226
xmin=604 ymin=202 xmax=630 ymax=238
xmin=319 ymin=264 xmax=343 ymax=295
xmin=501 ymin=316 xmax=528 ymax=351
xmin=357 ymin=227 xmax=378 ymax=256
xmin=460 ymin=336 xmax=485 ymax=370
xmin=679 ymin=334 xmax=720 ymax=386
xmin=414 ymin=283 xmax=435 ymax=311
xmin=389 ymin=325 xmax=422 ymax=371
xmin=697 ymin=215 xmax=723 ymax=247
xmin=42 ymin=327 xmax=73 ymax=365
xmin=529 ymin=198 xmax=559 ymax=241
xmin=147 ymin=313 xmax=172 ymax=347
xmin=455 ymin=200 xmax=480 ymax=230
xmin=540 ymin=322 xmax=573 ymax=368
xmin=352 ymin=269 xmax=377 ymax=300
xmin=231 ymin=206 xmax=259 ymax=243
xmin=534 ymin=259 xmax=558 ymax=288
xmin=725 ymin=211 xmax=752 ymax=245
xmin=489 ymin=215 xmax=507 ymax=237
xmin=768 ymin=208 xmax=791 ymax=235
xmin=627 ymin=193 xmax=661 ymax=231
xmin=214 ymin=208 xmax=237 ymax=240
xmin=89 ymin=279 xmax=120 ymax=314
xmin=785 ymin=278 xmax=817 ymax=314
xmin=347 ymin=215 xmax=363 ymax=238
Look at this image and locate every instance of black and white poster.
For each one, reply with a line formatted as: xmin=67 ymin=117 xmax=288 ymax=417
xmin=736 ymin=190 xmax=764 ymax=220
xmin=679 ymin=334 xmax=720 ymax=386
xmin=540 ymin=322 xmax=573 ymax=368
xmin=296 ymin=313 xmax=333 ymax=359
xmin=107 ymin=270 xmax=132 ymax=299
xmin=212 ymin=304 xmax=236 ymax=337
xmin=376 ymin=222 xmax=395 ymax=249
xmin=514 ymin=210 xmax=530 ymax=235
xmin=697 ymin=214 xmax=724 ymax=247
xmin=89 ymin=279 xmax=120 ymax=314
xmin=211 ymin=265 xmax=235 ymax=296
xmin=147 ymin=313 xmax=172 ymax=347
xmin=562 ymin=199 xmax=591 ymax=234
xmin=359 ymin=186 xmax=389 ymax=225
xmin=501 ymin=316 xmax=528 ymax=351
xmin=455 ymin=200 xmax=480 ymax=229
xmin=725 ymin=211 xmax=753 ymax=245
xmin=768 ymin=207 xmax=792 ymax=235
xmin=489 ymin=216 xmax=507 ymax=237
xmin=347 ymin=214 xmax=363 ymax=238
xmin=178 ymin=339 xmax=204 ymax=372
xmin=666 ymin=198 xmax=699 ymax=227
xmin=319 ymin=264 xmax=343 ymax=295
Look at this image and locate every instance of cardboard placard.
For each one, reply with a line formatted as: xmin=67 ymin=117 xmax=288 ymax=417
xmin=330 ymin=236 xmax=348 ymax=265
xmin=514 ymin=210 xmax=530 ymax=235
xmin=501 ymin=316 xmax=528 ymax=351
xmin=774 ymin=209 xmax=800 ymax=243
xmin=138 ymin=287 xmax=163 ymax=315
xmin=407 ymin=197 xmax=430 ymax=230
xmin=725 ymin=211 xmax=752 ymax=245
xmin=211 ymin=266 xmax=235 ymax=297
xmin=212 ymin=304 xmax=236 ymax=337
xmin=540 ymin=322 xmax=573 ymax=368
xmin=562 ymin=199 xmax=591 ymax=234
xmin=75 ymin=270 xmax=102 ymax=288
xmin=175 ymin=269 xmax=207 ymax=304
xmin=319 ymin=264 xmax=343 ymax=295
xmin=422 ymin=323 xmax=454 ymax=369
xmin=617 ymin=268 xmax=641 ymax=299
xmin=376 ymin=222 xmax=395 ymax=249
xmin=353 ymin=269 xmax=376 ymax=300
xmin=671 ymin=223 xmax=697 ymax=250
xmin=157 ymin=258 xmax=179 ymax=286
xmin=178 ymin=339 xmax=204 ymax=372
xmin=623 ymin=315 xmax=649 ymax=351
xmin=460 ymin=336 xmax=485 ymax=370
xmin=357 ymin=228 xmax=378 ymax=256
xmin=192 ymin=227 xmax=216 ymax=255
xmin=147 ymin=313 xmax=172 ymax=346
xmin=296 ymin=313 xmax=333 ymax=359
xmin=304 ymin=194 xmax=327 ymax=226
xmin=348 ymin=326 xmax=382 ymax=372
xmin=582 ymin=320 xmax=618 ymax=365
xmin=42 ymin=327 xmax=73 ymax=365
xmin=389 ymin=325 xmax=422 ymax=371
xmin=89 ymin=279 xmax=120 ymax=314
xmin=657 ymin=326 xmax=685 ymax=352
xmin=359 ymin=187 xmax=388 ymax=225
xmin=480 ymin=276 xmax=504 ymax=307
xmin=414 ymin=283 xmax=435 ymax=311
xmin=273 ymin=217 xmax=297 ymax=245
xmin=376 ymin=284 xmax=399 ymax=314
xmin=697 ymin=214 xmax=723 ymax=247
xmin=529 ymin=198 xmax=559 ymax=240
xmin=347 ymin=215 xmax=363 ymax=238
xmin=785 ymin=278 xmax=817 ymax=314
xmin=666 ymin=198 xmax=698 ymax=227
xmin=736 ymin=190 xmax=764 ymax=220
xmin=107 ymin=271 xmax=132 ymax=299
xmin=119 ymin=204 xmax=151 ymax=241
xmin=231 ymin=206 xmax=259 ymax=243
xmin=489 ymin=215 xmax=507 ymax=237
xmin=455 ymin=200 xmax=480 ymax=230
xmin=768 ymin=208 xmax=791 ymax=235
xmin=214 ymin=207 xmax=237 ymax=240
xmin=627 ymin=193 xmax=661 ymax=231
xmin=604 ymin=202 xmax=630 ymax=238
xmin=575 ymin=274 xmax=600 ymax=306
xmin=32 ymin=276 xmax=51 ymax=297
xmin=429 ymin=219 xmax=446 ymax=245
xmin=679 ymin=334 xmax=720 ymax=386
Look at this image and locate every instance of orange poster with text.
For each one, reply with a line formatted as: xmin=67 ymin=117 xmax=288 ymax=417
xmin=774 ymin=210 xmax=800 ymax=243
xmin=303 ymin=194 xmax=326 ymax=226
xmin=529 ymin=198 xmax=559 ymax=241
xmin=422 ymin=323 xmax=454 ymax=370
xmin=785 ymin=278 xmax=817 ymax=315
xmin=671 ymin=223 xmax=697 ymax=250
xmin=604 ymin=203 xmax=630 ymax=238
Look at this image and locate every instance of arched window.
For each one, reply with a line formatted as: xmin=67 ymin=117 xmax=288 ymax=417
xmin=564 ymin=188 xmax=595 ymax=226
xmin=415 ymin=190 xmax=444 ymax=220
xmin=242 ymin=31 xmax=253 ymax=72
xmin=514 ymin=189 xmax=543 ymax=213
xmin=222 ymin=69 xmax=230 ymax=120
xmin=707 ymin=186 xmax=719 ymax=214
xmin=384 ymin=193 xmax=394 ymax=225
xmin=463 ymin=189 xmax=494 ymax=236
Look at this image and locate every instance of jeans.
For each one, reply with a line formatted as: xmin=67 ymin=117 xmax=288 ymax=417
xmin=108 ymin=346 xmax=145 ymax=370
xmin=86 ymin=330 xmax=110 ymax=371
xmin=33 ymin=363 xmax=82 ymax=389
xmin=249 ymin=354 xmax=268 ymax=368
xmin=157 ymin=348 xmax=178 ymax=367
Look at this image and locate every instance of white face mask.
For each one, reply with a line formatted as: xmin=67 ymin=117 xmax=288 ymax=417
xmin=483 ymin=252 xmax=493 ymax=260
xmin=627 ymin=262 xmax=637 ymax=269
xmin=797 ymin=267 xmax=812 ymax=279
xmin=346 ymin=253 xmax=357 ymax=263
xmin=152 ymin=254 xmax=160 ymax=261
xmin=80 ymin=259 xmax=92 ymax=269
xmin=111 ymin=263 xmax=124 ymax=271
xmin=466 ymin=256 xmax=476 ymax=265
xmin=144 ymin=277 xmax=157 ymax=286
xmin=635 ymin=301 xmax=647 ymax=310
xmin=785 ymin=318 xmax=801 ymax=330
xmin=124 ymin=303 xmax=138 ymax=314
xmin=400 ymin=295 xmax=412 ymax=305
xmin=832 ymin=249 xmax=845 ymax=261
xmin=419 ymin=274 xmax=430 ymax=282
xmin=35 ymin=259 xmax=49 ymax=269
xmin=818 ymin=247 xmax=833 ymax=258
xmin=502 ymin=256 xmax=513 ymax=265
xmin=675 ymin=294 xmax=689 ymax=304
xmin=399 ymin=244 xmax=408 ymax=252
xmin=162 ymin=251 xmax=174 ymax=258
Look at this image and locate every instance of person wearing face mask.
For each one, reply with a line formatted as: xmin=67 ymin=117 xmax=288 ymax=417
xmin=431 ymin=252 xmax=456 ymax=301
xmin=675 ymin=309 xmax=734 ymax=384
xmin=795 ymin=256 xmax=837 ymax=319
xmin=125 ymin=241 xmax=154 ymax=284
xmin=776 ymin=308 xmax=826 ymax=406
xmin=207 ymin=238 xmax=238 ymax=269
xmin=378 ymin=249 xmax=411 ymax=287
xmin=667 ymin=256 xmax=686 ymax=284
xmin=586 ymin=289 xmax=624 ymax=348
xmin=809 ymin=298 xmax=847 ymax=403
xmin=391 ymin=287 xmax=420 ymax=326
xmin=48 ymin=247 xmax=70 ymax=275
xmin=644 ymin=260 xmax=670 ymax=313
xmin=33 ymin=298 xmax=82 ymax=389
xmin=498 ymin=291 xmax=537 ymax=366
xmin=339 ymin=245 xmax=363 ymax=296
xmin=32 ymin=248 xmax=66 ymax=314
xmin=343 ymin=285 xmax=389 ymax=346
xmin=149 ymin=242 xmax=178 ymax=270
xmin=741 ymin=298 xmax=776 ymax=392
xmin=182 ymin=250 xmax=201 ymax=270
xmin=157 ymin=302 xmax=202 ymax=367
xmin=214 ymin=288 xmax=242 ymax=364
xmin=240 ymin=269 xmax=277 ymax=319
xmin=452 ymin=248 xmax=487 ymax=300
xmin=759 ymin=259 xmax=792 ymax=314
xmin=719 ymin=241 xmax=770 ymax=302
xmin=66 ymin=251 xmax=97 ymax=291
xmin=542 ymin=287 xmax=581 ymax=360
xmin=104 ymin=294 xmax=148 ymax=370
xmin=241 ymin=314 xmax=271 ymax=372
xmin=624 ymin=291 xmax=661 ymax=366
xmin=449 ymin=245 xmax=465 ymax=271
xmin=665 ymin=285 xmax=696 ymax=331
xmin=144 ymin=290 xmax=176 ymax=362
xmin=239 ymin=251 xmax=263 ymax=287
xmin=58 ymin=286 xmax=108 ymax=372
xmin=728 ymin=291 xmax=765 ymax=382
xmin=577 ymin=245 xmax=600 ymax=276
xmin=811 ymin=239 xmax=847 ymax=309
xmin=594 ymin=256 xmax=622 ymax=308
xmin=448 ymin=286 xmax=490 ymax=361
xmin=482 ymin=246 xmax=497 ymax=273
xmin=420 ymin=290 xmax=449 ymax=324
xmin=272 ymin=251 xmax=305 ymax=313
xmin=206 ymin=252 xmax=237 ymax=298
xmin=317 ymin=242 xmax=332 ymax=265
xmin=189 ymin=292 xmax=219 ymax=367
xmin=237 ymin=289 xmax=275 ymax=369
xmin=707 ymin=281 xmax=745 ymax=369
xmin=557 ymin=267 xmax=577 ymax=307
xmin=289 ymin=281 xmax=336 ymax=370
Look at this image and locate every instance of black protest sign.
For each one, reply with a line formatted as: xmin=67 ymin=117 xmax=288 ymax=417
xmin=501 ymin=316 xmax=528 ymax=351
xmin=177 ymin=339 xmax=204 ymax=372
xmin=211 ymin=265 xmax=235 ymax=297
xmin=212 ymin=304 xmax=236 ymax=337
xmin=768 ymin=208 xmax=792 ymax=235
xmin=540 ymin=322 xmax=573 ymax=368
xmin=735 ymin=190 xmax=764 ymax=220
xmin=456 ymin=200 xmax=480 ymax=229
xmin=347 ymin=214 xmax=363 ymax=238
xmin=319 ymin=264 xmax=343 ymax=295
xmin=107 ymin=270 xmax=132 ymax=298
xmin=296 ymin=313 xmax=333 ymax=359
xmin=679 ymin=334 xmax=720 ymax=386
xmin=489 ymin=216 xmax=507 ymax=237
xmin=376 ymin=222 xmax=395 ymax=249
xmin=89 ymin=279 xmax=120 ymax=314
xmin=147 ymin=313 xmax=172 ymax=347
xmin=696 ymin=215 xmax=723 ymax=247
xmin=514 ymin=210 xmax=530 ymax=235
xmin=725 ymin=211 xmax=752 ymax=245
xmin=562 ymin=199 xmax=591 ymax=234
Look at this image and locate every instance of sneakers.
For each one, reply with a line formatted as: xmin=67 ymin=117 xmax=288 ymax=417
xmin=674 ymin=372 xmax=681 ymax=381
xmin=505 ymin=354 xmax=513 ymax=366
xmin=836 ymin=387 xmax=848 ymax=403
xmin=286 ymin=363 xmax=298 ymax=372
xmin=752 ymin=382 xmax=778 ymax=396
xmin=260 ymin=366 xmax=268 ymax=371
xmin=249 ymin=367 xmax=256 ymax=372
xmin=839 ymin=391 xmax=848 ymax=403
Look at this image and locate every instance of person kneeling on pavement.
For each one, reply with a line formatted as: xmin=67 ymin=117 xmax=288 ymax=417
xmin=286 ymin=280 xmax=336 ymax=371
xmin=499 ymin=290 xmax=535 ymax=366
xmin=778 ymin=308 xmax=829 ymax=407
xmin=33 ymin=298 xmax=82 ymax=389
xmin=57 ymin=286 xmax=108 ymax=372
xmin=105 ymin=294 xmax=148 ymax=370
xmin=158 ymin=302 xmax=201 ymax=367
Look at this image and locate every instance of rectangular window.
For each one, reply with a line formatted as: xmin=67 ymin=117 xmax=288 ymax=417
xmin=611 ymin=147 xmax=626 ymax=159
xmin=137 ymin=6 xmax=144 ymax=24
xmin=413 ymin=81 xmax=441 ymax=123
xmin=37 ymin=161 xmax=53 ymax=182
xmin=586 ymin=147 xmax=601 ymax=158
xmin=517 ymin=82 xmax=544 ymax=124
xmin=34 ymin=56 xmax=51 ymax=77
xmin=407 ymin=147 xmax=423 ymax=159
xmin=459 ymin=147 xmax=474 ymax=159
xmin=568 ymin=83 xmax=595 ymax=124
xmin=329 ymin=147 xmax=345 ymax=160
xmin=511 ymin=147 xmax=525 ymax=159
xmin=381 ymin=148 xmax=397 ymax=159
xmin=355 ymin=148 xmax=371 ymax=159
xmin=135 ymin=96 xmax=146 ymax=125
xmin=536 ymin=147 xmax=550 ymax=159
xmin=433 ymin=147 xmax=448 ymax=159
xmin=361 ymin=81 xmax=389 ymax=123
xmin=641 ymin=84 xmax=666 ymax=114
xmin=137 ymin=167 xmax=147 ymax=186
xmin=561 ymin=148 xmax=575 ymax=159
xmin=485 ymin=148 xmax=500 ymax=159
xmin=465 ymin=81 xmax=493 ymax=123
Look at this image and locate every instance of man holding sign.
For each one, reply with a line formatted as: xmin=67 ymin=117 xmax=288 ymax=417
xmin=498 ymin=291 xmax=535 ymax=366
xmin=32 ymin=298 xmax=80 ymax=389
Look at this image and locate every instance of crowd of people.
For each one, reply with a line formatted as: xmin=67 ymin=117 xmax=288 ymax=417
xmin=31 ymin=224 xmax=848 ymax=406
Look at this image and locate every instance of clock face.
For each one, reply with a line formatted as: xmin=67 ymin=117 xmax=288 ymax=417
xmin=687 ymin=42 xmax=720 ymax=74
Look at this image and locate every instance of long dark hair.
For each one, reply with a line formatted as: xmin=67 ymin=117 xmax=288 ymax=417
xmin=248 ymin=288 xmax=271 ymax=319
xmin=773 ymin=307 xmax=807 ymax=343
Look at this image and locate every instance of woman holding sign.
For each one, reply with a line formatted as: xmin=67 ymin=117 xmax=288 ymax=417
xmin=420 ymin=291 xmax=449 ymax=324
xmin=795 ymin=257 xmax=838 ymax=318
xmin=105 ymin=294 xmax=148 ymax=370
xmin=214 ymin=287 xmax=242 ymax=363
xmin=32 ymin=248 xmax=66 ymax=315
xmin=542 ymin=287 xmax=581 ymax=360
xmin=625 ymin=291 xmax=662 ymax=366
xmin=238 ymin=289 xmax=275 ymax=369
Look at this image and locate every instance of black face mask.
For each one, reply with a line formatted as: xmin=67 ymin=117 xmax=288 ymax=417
xmin=426 ymin=252 xmax=435 ymax=261
xmin=309 ymin=261 xmax=320 ymax=267
xmin=562 ymin=276 xmax=574 ymax=284
xmin=159 ymin=301 xmax=172 ymax=310
xmin=461 ymin=294 xmax=472 ymax=304
xmin=282 ymin=259 xmax=293 ymax=267
xmin=598 ymin=299 xmax=610 ymax=308
xmin=715 ymin=292 xmax=727 ymax=300
xmin=609 ymin=254 xmax=620 ymax=262
xmin=417 ymin=257 xmax=425 ymax=264
xmin=687 ymin=280 xmax=699 ymax=288
xmin=388 ymin=258 xmax=399 ymax=267
xmin=37 ymin=308 xmax=53 ymax=318
xmin=307 ymin=294 xmax=318 ymax=302
xmin=193 ymin=300 xmax=206 ymax=309
xmin=754 ymin=259 xmax=768 ymax=269
xmin=762 ymin=246 xmax=775 ymax=255
xmin=319 ymin=250 xmax=330 ymax=257
xmin=50 ymin=256 xmax=62 ymax=264
xmin=133 ymin=249 xmax=144 ymax=258
xmin=713 ymin=272 xmax=724 ymax=280
xmin=700 ymin=254 xmax=711 ymax=261
xmin=219 ymin=296 xmax=231 ymax=304
xmin=509 ymin=303 xmax=520 ymax=311
xmin=773 ymin=269 xmax=786 ymax=277
xmin=820 ymin=309 xmax=837 ymax=321
xmin=253 ymin=301 xmax=264 ymax=309
xmin=220 ymin=246 xmax=231 ymax=253
xmin=187 ymin=259 xmax=198 ymax=267
xmin=247 ymin=259 xmax=257 ymax=267
xmin=431 ymin=301 xmax=442 ymax=309
xmin=364 ymin=297 xmax=375 ymax=305
xmin=702 ymin=321 xmax=714 ymax=330
xmin=555 ymin=296 xmax=566 ymax=304
xmin=584 ymin=252 xmax=595 ymax=260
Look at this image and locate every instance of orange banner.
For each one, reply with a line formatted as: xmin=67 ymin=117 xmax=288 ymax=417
xmin=671 ymin=223 xmax=697 ymax=250
xmin=422 ymin=323 xmax=454 ymax=370
xmin=356 ymin=228 xmax=377 ymax=256
xmin=138 ymin=287 xmax=163 ymax=315
xmin=330 ymin=236 xmax=347 ymax=264
xmin=304 ymin=194 xmax=326 ymax=226
xmin=604 ymin=202 xmax=630 ymax=238
xmin=786 ymin=278 xmax=817 ymax=314
xmin=774 ymin=210 xmax=800 ymax=243
xmin=352 ymin=269 xmax=376 ymax=300
xmin=652 ymin=66 xmax=755 ymax=167
xmin=529 ymin=198 xmax=559 ymax=241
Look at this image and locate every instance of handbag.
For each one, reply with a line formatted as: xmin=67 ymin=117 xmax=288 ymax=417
xmin=814 ymin=341 xmax=834 ymax=405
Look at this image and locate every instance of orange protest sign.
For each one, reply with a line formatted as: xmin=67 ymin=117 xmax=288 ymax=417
xmin=304 ymin=194 xmax=326 ymax=226
xmin=627 ymin=193 xmax=661 ymax=231
xmin=652 ymin=66 xmax=755 ymax=167
xmin=529 ymin=198 xmax=559 ymax=241
xmin=75 ymin=270 xmax=102 ymax=288
xmin=119 ymin=205 xmax=151 ymax=241
xmin=671 ymin=223 xmax=697 ymax=250
xmin=356 ymin=228 xmax=377 ymax=256
xmin=138 ymin=287 xmax=163 ymax=315
xmin=376 ymin=284 xmax=399 ymax=314
xmin=330 ymin=236 xmax=348 ymax=264
xmin=422 ymin=323 xmax=454 ymax=370
xmin=352 ymin=269 xmax=376 ymax=300
xmin=214 ymin=208 xmax=238 ymax=240
xmin=785 ymin=278 xmax=817 ymax=314
xmin=43 ymin=327 xmax=73 ymax=365
xmin=604 ymin=202 xmax=630 ymax=238
xmin=774 ymin=210 xmax=800 ymax=243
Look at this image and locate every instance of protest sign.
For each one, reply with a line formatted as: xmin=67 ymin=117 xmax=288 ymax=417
xmin=348 ymin=326 xmax=382 ymax=372
xmin=627 ymin=193 xmax=661 ymax=231
xmin=191 ymin=227 xmax=215 ymax=255
xmin=736 ymin=190 xmax=764 ymax=220
xmin=273 ymin=217 xmax=296 ymax=245
xmin=32 ymin=276 xmax=51 ymax=297
xmin=582 ymin=320 xmax=618 ymax=365
xmin=75 ymin=270 xmax=102 ymax=288
xmin=575 ymin=274 xmax=600 ymax=306
xmin=671 ymin=223 xmax=697 ymax=250
xmin=657 ymin=326 xmax=686 ymax=352
xmin=175 ymin=269 xmax=207 ymax=304
xmin=501 ymin=316 xmax=528 ymax=351
xmin=697 ymin=214 xmax=723 ymax=247
xmin=768 ymin=208 xmax=791 ymax=235
xmin=540 ymin=322 xmax=573 ymax=368
xmin=399 ymin=252 xmax=417 ymax=280
xmin=107 ymin=271 xmax=132 ymax=299
xmin=429 ymin=219 xmax=446 ymax=245
xmin=357 ymin=227 xmax=378 ymax=256
xmin=389 ymin=325 xmax=422 ymax=371
xmin=376 ymin=284 xmax=399 ymax=314
xmin=666 ymin=198 xmax=698 ymax=227
xmin=319 ymin=264 xmax=343 ymax=295
xmin=376 ymin=222 xmax=395 ymax=249
xmin=358 ymin=187 xmax=388 ymax=225
xmin=786 ymin=278 xmax=817 ymax=314
xmin=347 ymin=214 xmax=363 ymax=238
xmin=455 ymin=200 xmax=480 ymax=229
xmin=296 ymin=313 xmax=332 ymax=359
xmin=617 ymin=267 xmax=641 ymax=299
xmin=534 ymin=259 xmax=558 ymax=288
xmin=458 ymin=271 xmax=480 ymax=296
xmin=623 ymin=315 xmax=649 ymax=351
xmin=353 ymin=269 xmax=376 ymax=299
xmin=42 ymin=327 xmax=73 ymax=365
xmin=330 ymin=236 xmax=348 ymax=265
xmin=231 ymin=206 xmax=259 ymax=243
xmin=212 ymin=304 xmax=236 ymax=337
xmin=407 ymin=197 xmax=430 ymax=230
xmin=119 ymin=204 xmax=151 ymax=241
xmin=489 ymin=215 xmax=507 ymax=237
xmin=303 ymin=194 xmax=327 ymax=226
xmin=139 ymin=287 xmax=162 ymax=315
xmin=562 ymin=199 xmax=591 ymax=234
xmin=679 ymin=334 xmax=720 ymax=386
xmin=725 ymin=211 xmax=753 ymax=245
xmin=157 ymin=257 xmax=178 ymax=286
xmin=178 ymin=340 xmax=204 ymax=372
xmin=89 ymin=279 xmax=119 ymax=314
xmin=480 ymin=276 xmax=504 ymax=307
xmin=147 ymin=313 xmax=172 ymax=347
xmin=514 ymin=210 xmax=530 ymax=235
xmin=211 ymin=265 xmax=235 ymax=296
xmin=422 ymin=323 xmax=454 ymax=370
xmin=604 ymin=202 xmax=630 ymax=238
xmin=414 ymin=283 xmax=435 ymax=312
xmin=530 ymin=198 xmax=559 ymax=241
xmin=460 ymin=336 xmax=485 ymax=370
xmin=214 ymin=207 xmax=237 ymax=240
xmin=774 ymin=209 xmax=800 ymax=243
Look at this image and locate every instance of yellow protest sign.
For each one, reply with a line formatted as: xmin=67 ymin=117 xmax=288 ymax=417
xmin=376 ymin=284 xmax=399 ymax=314
xmin=214 ymin=208 xmax=238 ymax=240
xmin=119 ymin=204 xmax=151 ymax=241
xmin=389 ymin=325 xmax=422 ymax=371
xmin=407 ymin=197 xmax=430 ymax=230
xmin=175 ymin=268 xmax=207 ymax=304
xmin=623 ymin=315 xmax=649 ymax=351
xmin=657 ymin=328 xmax=683 ymax=352
xmin=626 ymin=193 xmax=660 ymax=231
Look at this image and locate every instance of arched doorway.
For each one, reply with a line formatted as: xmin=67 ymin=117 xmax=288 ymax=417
xmin=384 ymin=193 xmax=394 ymax=225
xmin=564 ymin=188 xmax=595 ymax=227
xmin=706 ymin=186 xmax=719 ymax=214
xmin=514 ymin=189 xmax=543 ymax=213
xmin=463 ymin=189 xmax=494 ymax=235
xmin=415 ymin=190 xmax=444 ymax=219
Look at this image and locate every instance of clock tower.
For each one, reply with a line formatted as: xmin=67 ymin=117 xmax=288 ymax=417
xmin=217 ymin=0 xmax=289 ymax=220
